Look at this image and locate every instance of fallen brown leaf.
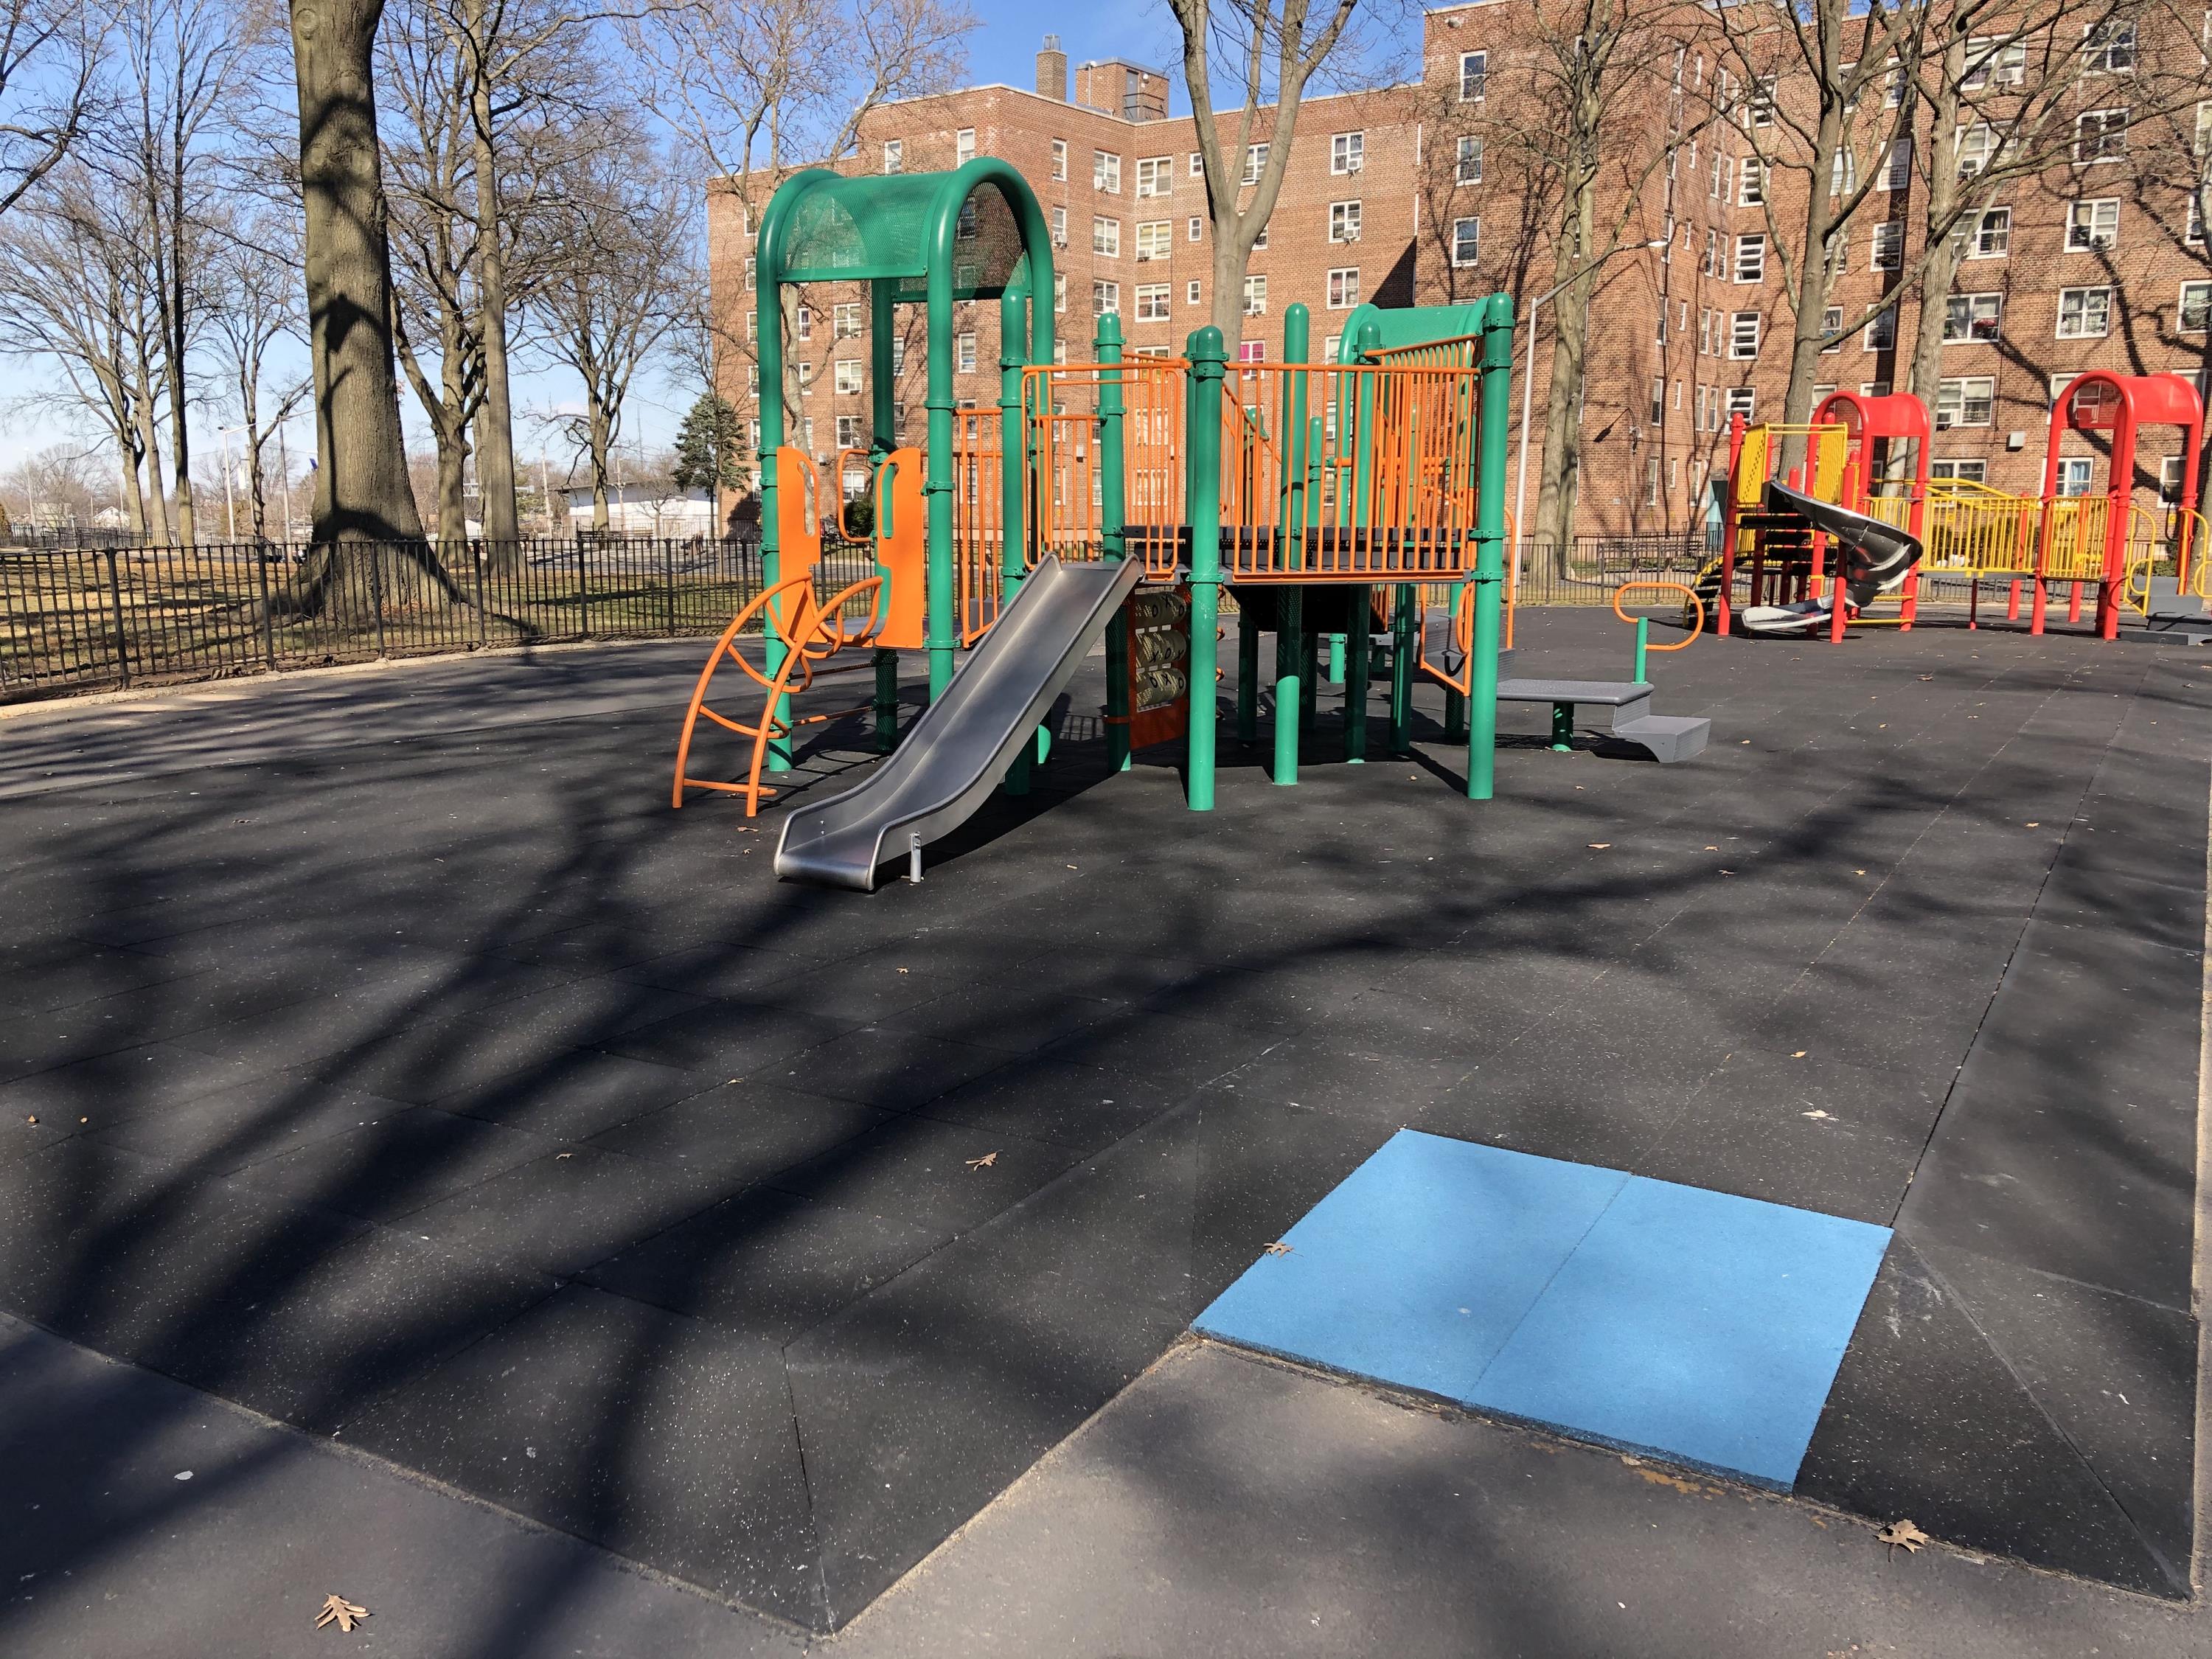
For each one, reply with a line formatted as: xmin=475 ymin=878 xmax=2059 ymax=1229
xmin=1803 ymin=1110 xmax=1832 ymax=1120
xmin=1878 ymin=1518 xmax=1928 ymax=1554
xmin=24 ymin=1115 xmax=35 ymax=1125
xmin=1262 ymin=1241 xmax=1293 ymax=1256
xmin=315 ymin=1594 xmax=369 ymax=1632
xmin=1792 ymin=1051 xmax=1808 ymax=1058
xmin=555 ymin=1152 xmax=574 ymax=1160
xmin=2025 ymin=821 xmax=2039 ymax=828
xmin=896 ymin=967 xmax=909 ymax=975
xmin=964 ymin=1152 xmax=998 ymax=1170
xmin=1587 ymin=843 xmax=1611 ymax=850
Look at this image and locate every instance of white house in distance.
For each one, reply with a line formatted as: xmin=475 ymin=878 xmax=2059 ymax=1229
xmin=563 ymin=484 xmax=718 ymax=538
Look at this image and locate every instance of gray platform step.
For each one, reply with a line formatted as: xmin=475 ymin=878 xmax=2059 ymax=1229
xmin=1612 ymin=714 xmax=1711 ymax=764
xmin=1495 ymin=677 xmax=1710 ymax=764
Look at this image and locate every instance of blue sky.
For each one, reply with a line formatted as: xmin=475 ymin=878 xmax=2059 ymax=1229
xmin=959 ymin=3 xmax=1183 ymax=106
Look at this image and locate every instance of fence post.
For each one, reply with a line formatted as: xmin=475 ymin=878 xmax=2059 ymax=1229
xmin=473 ymin=545 xmax=489 ymax=647
xmin=253 ymin=543 xmax=276 ymax=669
xmin=576 ymin=536 xmax=590 ymax=638
xmin=664 ymin=538 xmax=677 ymax=635
xmin=369 ymin=543 xmax=388 ymax=656
xmin=103 ymin=549 xmax=130 ymax=689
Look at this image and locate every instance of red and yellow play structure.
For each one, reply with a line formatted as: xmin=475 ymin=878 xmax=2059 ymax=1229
xmin=1718 ymin=370 xmax=2206 ymax=641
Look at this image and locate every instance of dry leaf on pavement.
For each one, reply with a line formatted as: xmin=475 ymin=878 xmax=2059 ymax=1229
xmin=1263 ymin=1241 xmax=1294 ymax=1256
xmin=315 ymin=1594 xmax=369 ymax=1632
xmin=964 ymin=1152 xmax=998 ymax=1170
xmin=1878 ymin=1518 xmax=1928 ymax=1554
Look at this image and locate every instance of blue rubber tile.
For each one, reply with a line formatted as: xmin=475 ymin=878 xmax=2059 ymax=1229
xmin=1472 ymin=1177 xmax=1891 ymax=1489
xmin=1192 ymin=1132 xmax=1628 ymax=1402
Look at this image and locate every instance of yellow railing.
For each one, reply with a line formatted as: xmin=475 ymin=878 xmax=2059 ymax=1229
xmin=1735 ymin=423 xmax=1849 ymax=505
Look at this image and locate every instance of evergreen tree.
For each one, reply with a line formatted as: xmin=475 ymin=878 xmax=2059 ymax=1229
xmin=671 ymin=393 xmax=748 ymax=493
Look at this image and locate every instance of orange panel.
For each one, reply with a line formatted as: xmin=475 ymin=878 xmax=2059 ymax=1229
xmin=875 ymin=448 xmax=926 ymax=650
xmin=775 ymin=448 xmax=824 ymax=591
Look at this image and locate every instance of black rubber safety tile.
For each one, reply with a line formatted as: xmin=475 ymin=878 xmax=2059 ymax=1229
xmin=1798 ymin=1237 xmax=2180 ymax=1599
xmin=0 ymin=946 xmax=193 ymax=1020
xmin=616 ymin=940 xmax=838 ymax=1002
xmin=344 ymin=1284 xmax=827 ymax=1628
xmin=2034 ymin=867 xmax=2205 ymax=956
xmin=1215 ymin=1035 xmax=1478 ymax=1122
xmin=784 ymin=1236 xmax=1188 ymax=1626
xmin=1922 ymin=1240 xmax=2197 ymax=1588
xmin=745 ymin=950 xmax=981 ymax=1026
xmin=401 ymin=1144 xmax=738 ymax=1278
xmin=765 ymin=1113 xmax=1084 ymax=1234
xmin=0 ymin=1040 xmax=290 ymax=1128
xmin=1630 ymin=1080 xmax=1927 ymax=1227
xmin=584 ymin=1186 xmax=945 ymax=1343
xmin=1035 ymin=1009 xmax=1279 ymax=1093
xmin=229 ymin=1105 xmax=560 ymax=1223
xmin=777 ymin=1025 xmax=1017 ymax=1112
xmin=586 ymin=1079 xmax=891 ymax=1184
xmin=596 ymin=999 xmax=860 ymax=1079
xmin=83 ymin=1068 xmax=418 ymax=1175
xmin=1750 ymin=966 xmax=1996 ymax=1079
xmin=431 ymin=1048 xmax=714 ymax=1141
xmin=873 ymin=975 xmax=1126 ymax=1056
xmin=906 ymin=1055 xmax=1193 ymax=1155
xmin=1413 ymin=1054 xmax=1690 ymax=1176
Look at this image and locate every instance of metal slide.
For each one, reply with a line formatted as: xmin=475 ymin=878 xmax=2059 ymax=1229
xmin=1741 ymin=479 xmax=1925 ymax=635
xmin=775 ymin=554 xmax=1146 ymax=891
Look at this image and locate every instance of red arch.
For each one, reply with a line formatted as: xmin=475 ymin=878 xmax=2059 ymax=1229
xmin=1811 ymin=389 xmax=1933 ymax=635
xmin=2039 ymin=372 xmax=2203 ymax=638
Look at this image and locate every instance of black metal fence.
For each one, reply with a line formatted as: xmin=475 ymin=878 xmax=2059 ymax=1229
xmin=0 ymin=535 xmax=884 ymax=701
xmin=1511 ymin=536 xmax=1714 ymax=607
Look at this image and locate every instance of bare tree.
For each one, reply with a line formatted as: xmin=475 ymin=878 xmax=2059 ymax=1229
xmin=0 ymin=0 xmax=105 ymax=217
xmin=531 ymin=136 xmax=683 ymax=530
xmin=1716 ymin=0 xmax=1924 ymax=439
xmin=206 ymin=207 xmax=309 ymax=539
xmin=288 ymin=0 xmax=427 ymax=546
xmin=1165 ymin=0 xmax=1362 ymax=342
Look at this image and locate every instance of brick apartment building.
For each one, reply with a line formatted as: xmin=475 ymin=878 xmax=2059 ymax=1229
xmin=710 ymin=2 xmax=2212 ymax=539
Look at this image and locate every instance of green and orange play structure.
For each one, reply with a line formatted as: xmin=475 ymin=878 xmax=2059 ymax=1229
xmin=1719 ymin=371 xmax=2206 ymax=641
xmin=672 ymin=161 xmax=1706 ymax=888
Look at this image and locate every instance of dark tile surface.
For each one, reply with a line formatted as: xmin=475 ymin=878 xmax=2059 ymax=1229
xmin=0 ymin=612 xmax=2199 ymax=1627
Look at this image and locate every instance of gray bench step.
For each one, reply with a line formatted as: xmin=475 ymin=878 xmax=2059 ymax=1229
xmin=1611 ymin=714 xmax=1711 ymax=764
xmin=1495 ymin=678 xmax=1652 ymax=706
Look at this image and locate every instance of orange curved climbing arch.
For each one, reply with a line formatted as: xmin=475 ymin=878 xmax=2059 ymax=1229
xmin=672 ymin=573 xmax=885 ymax=818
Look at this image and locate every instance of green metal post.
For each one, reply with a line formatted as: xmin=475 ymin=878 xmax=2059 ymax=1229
xmin=1186 ymin=325 xmax=1225 ymax=810
xmin=1097 ymin=311 xmax=1130 ymax=771
xmin=1467 ymin=293 xmax=1514 ymax=801
xmin=1551 ymin=702 xmax=1575 ymax=751
xmin=1273 ymin=675 xmax=1298 ymax=783
xmin=1633 ymin=616 xmax=1649 ymax=684
xmin=1001 ymin=284 xmax=1035 ymax=793
xmin=1275 ymin=587 xmax=1303 ymax=771
xmin=871 ymin=278 xmax=900 ymax=751
xmin=1390 ymin=584 xmax=1416 ymax=755
xmin=1237 ymin=606 xmax=1258 ymax=741
xmin=1344 ymin=586 xmax=1369 ymax=762
xmin=1441 ymin=578 xmax=1467 ymax=742
xmin=1328 ymin=633 xmax=1344 ymax=684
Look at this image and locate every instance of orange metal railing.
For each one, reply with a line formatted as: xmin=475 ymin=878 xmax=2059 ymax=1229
xmin=951 ymin=411 xmax=1005 ymax=644
xmin=1023 ymin=358 xmax=1188 ymax=581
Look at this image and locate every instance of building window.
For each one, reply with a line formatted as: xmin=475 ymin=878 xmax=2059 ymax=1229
xmin=1646 ymin=456 xmax=1662 ymax=506
xmin=2162 ymin=456 xmax=2187 ymax=501
xmin=1864 ymin=308 xmax=1896 ymax=350
xmin=1054 ymin=272 xmax=1066 ymax=313
xmin=746 ymin=364 xmax=759 ymax=395
xmin=1093 ymin=216 xmax=1121 ymax=257
xmin=1456 ymin=135 xmax=1483 ymax=185
xmin=2075 ymin=108 xmax=2128 ymax=162
xmin=1739 ymin=157 xmax=1764 ymax=206
xmin=2081 ymin=20 xmax=2135 ymax=73
xmin=1189 ymin=150 xmax=1203 ymax=175
xmin=1878 ymin=139 xmax=1913 ymax=189
xmin=1955 ymin=122 xmax=2009 ymax=179
xmin=956 ymin=333 xmax=976 ymax=373
xmin=1092 ymin=280 xmax=1120 ymax=316
xmin=1136 ymin=156 xmax=1172 ymax=197
xmin=1821 ymin=306 xmax=1843 ymax=352
xmin=1051 ymin=139 xmax=1067 ymax=181
xmin=2182 ymin=281 xmax=2212 ymax=333
xmin=882 ymin=139 xmax=903 ymax=174
xmin=2056 ymin=456 xmax=2095 ymax=495
xmin=1451 ymin=218 xmax=1479 ymax=268
xmin=1051 ymin=206 xmax=1068 ymax=247
xmin=1186 ymin=279 xmax=1202 ymax=305
xmin=1650 ymin=378 xmax=1665 ymax=424
xmin=1329 ymin=201 xmax=1362 ymax=243
xmin=1734 ymin=234 xmax=1765 ymax=283
xmin=891 ymin=337 xmax=908 ymax=373
xmin=1188 ymin=216 xmax=1203 ymax=241
xmin=955 ymin=128 xmax=975 ymax=164
xmin=2057 ymin=285 xmax=2112 ymax=337
xmin=1331 ymin=131 xmax=1365 ymax=174
xmin=1725 ymin=387 xmax=1756 ymax=421
xmin=835 ymin=414 xmax=861 ymax=449
xmin=1728 ymin=311 xmax=1760 ymax=358
xmin=1135 ymin=220 xmax=1172 ymax=261
xmin=1135 ymin=282 xmax=1170 ymax=321
xmin=834 ymin=359 xmax=862 ymax=394
xmin=2065 ymin=198 xmax=2119 ymax=251
xmin=1326 ymin=268 xmax=1360 ymax=309
xmin=1830 ymin=147 xmax=1857 ymax=195
xmin=795 ymin=306 xmax=813 ymax=341
xmin=1094 ymin=150 xmax=1121 ymax=192
xmin=1702 ymin=228 xmax=1719 ymax=278
xmin=1956 ymin=207 xmax=2011 ymax=258
xmin=1963 ymin=38 xmax=2026 ymax=89
xmin=956 ymin=199 xmax=978 ymax=239
xmin=1710 ymin=153 xmax=1732 ymax=201
xmin=1935 ymin=376 xmax=1994 ymax=427
xmin=1943 ymin=293 xmax=2003 ymax=344
xmin=1859 ymin=380 xmax=1891 ymax=398
xmin=1460 ymin=50 xmax=1486 ymax=101
xmin=1243 ymin=274 xmax=1267 ymax=316
xmin=1930 ymin=458 xmax=1988 ymax=482
xmin=833 ymin=302 xmax=861 ymax=338
xmin=1871 ymin=222 xmax=1904 ymax=270
xmin=1242 ymin=144 xmax=1268 ymax=184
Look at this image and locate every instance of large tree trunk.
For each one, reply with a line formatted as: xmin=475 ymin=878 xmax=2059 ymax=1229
xmin=165 ymin=122 xmax=197 ymax=551
xmin=589 ymin=397 xmax=613 ymax=532
xmin=1534 ymin=163 xmax=1598 ymax=564
xmin=469 ymin=31 xmax=521 ymax=559
xmin=134 ymin=355 xmax=173 ymax=545
xmin=291 ymin=0 xmax=425 ymax=545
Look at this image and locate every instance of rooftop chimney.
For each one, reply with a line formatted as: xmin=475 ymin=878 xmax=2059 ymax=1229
xmin=1037 ymin=35 xmax=1067 ymax=102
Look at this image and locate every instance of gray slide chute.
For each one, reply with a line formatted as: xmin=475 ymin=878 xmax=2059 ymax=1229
xmin=1741 ymin=479 xmax=1924 ymax=636
xmin=775 ymin=554 xmax=1146 ymax=891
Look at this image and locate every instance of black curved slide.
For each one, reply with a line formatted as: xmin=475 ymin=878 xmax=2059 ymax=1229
xmin=775 ymin=554 xmax=1146 ymax=891
xmin=1742 ymin=479 xmax=1924 ymax=636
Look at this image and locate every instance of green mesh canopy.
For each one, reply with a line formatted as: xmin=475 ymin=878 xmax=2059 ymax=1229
xmin=774 ymin=172 xmax=1031 ymax=302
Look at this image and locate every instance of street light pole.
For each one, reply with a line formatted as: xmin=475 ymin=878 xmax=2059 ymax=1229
xmin=1512 ymin=237 xmax=1672 ymax=575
